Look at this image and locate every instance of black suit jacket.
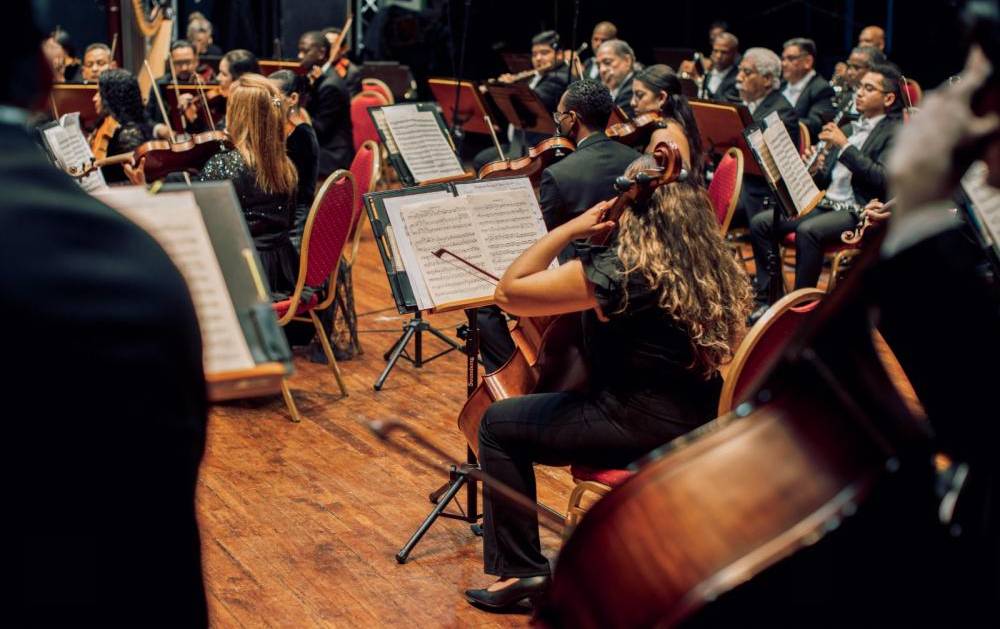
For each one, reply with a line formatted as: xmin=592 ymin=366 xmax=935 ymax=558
xmin=703 ymin=62 xmax=741 ymax=103
xmin=539 ymin=131 xmax=639 ymax=258
xmin=781 ymin=73 xmax=836 ymax=143
xmin=751 ymin=89 xmax=801 ymax=149
xmin=815 ymin=114 xmax=900 ymax=205
xmin=613 ymin=72 xmax=636 ymax=118
xmin=3 ymin=121 xmax=208 ymax=626
xmin=306 ymin=69 xmax=355 ymax=178
xmin=522 ymin=68 xmax=570 ymax=146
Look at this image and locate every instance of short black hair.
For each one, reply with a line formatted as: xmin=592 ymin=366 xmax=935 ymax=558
xmin=170 ymin=39 xmax=196 ymax=54
xmin=783 ymin=37 xmax=817 ymax=58
xmin=301 ymin=30 xmax=330 ymax=56
xmin=563 ymin=79 xmax=613 ymax=129
xmin=532 ymin=30 xmax=559 ymax=49
xmin=269 ymin=69 xmax=309 ymax=98
xmin=85 ymin=42 xmax=112 ymax=57
xmin=866 ymin=61 xmax=904 ymax=113
xmin=222 ymin=49 xmax=260 ymax=80
xmin=852 ymin=45 xmax=887 ymax=66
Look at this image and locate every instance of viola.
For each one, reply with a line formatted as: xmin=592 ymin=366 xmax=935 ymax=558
xmin=458 ymin=141 xmax=686 ymax=455
xmin=606 ymin=111 xmax=666 ymax=147
xmin=477 ymin=136 xmax=576 ymax=185
xmin=88 ymin=115 xmax=121 ymax=161
xmin=68 ymin=130 xmax=232 ymax=181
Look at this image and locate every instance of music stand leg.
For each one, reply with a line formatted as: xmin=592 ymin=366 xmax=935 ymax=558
xmin=373 ymin=312 xmax=465 ymax=391
xmin=766 ymin=197 xmax=787 ymax=305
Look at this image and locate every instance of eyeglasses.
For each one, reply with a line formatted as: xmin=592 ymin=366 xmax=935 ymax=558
xmin=858 ymin=83 xmax=885 ymax=94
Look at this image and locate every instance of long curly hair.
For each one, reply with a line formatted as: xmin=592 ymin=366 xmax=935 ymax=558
xmin=616 ymin=155 xmax=752 ymax=375
xmin=226 ymin=73 xmax=298 ymax=197
xmin=98 ymin=68 xmax=147 ymax=126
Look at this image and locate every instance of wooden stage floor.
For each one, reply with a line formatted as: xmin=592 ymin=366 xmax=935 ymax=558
xmin=200 ymin=222 xmax=568 ymax=627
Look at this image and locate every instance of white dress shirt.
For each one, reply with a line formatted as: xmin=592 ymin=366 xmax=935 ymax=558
xmin=782 ymin=70 xmax=816 ymax=106
xmin=707 ymin=66 xmax=728 ymax=95
xmin=825 ymin=113 xmax=885 ymax=204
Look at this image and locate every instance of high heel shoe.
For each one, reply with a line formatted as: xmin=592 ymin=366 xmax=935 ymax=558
xmin=464 ymin=575 xmax=550 ymax=611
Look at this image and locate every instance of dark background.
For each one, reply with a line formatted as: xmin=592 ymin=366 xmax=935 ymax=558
xmin=35 ymin=0 xmax=968 ymax=92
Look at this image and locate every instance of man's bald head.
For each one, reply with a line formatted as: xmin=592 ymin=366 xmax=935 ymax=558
xmin=591 ymin=21 xmax=618 ymax=54
xmin=858 ymin=25 xmax=885 ymax=51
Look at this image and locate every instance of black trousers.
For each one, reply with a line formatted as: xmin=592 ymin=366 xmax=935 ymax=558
xmin=478 ymin=391 xmax=699 ymax=578
xmin=476 ymin=306 xmax=516 ymax=373
xmin=749 ymin=206 xmax=858 ymax=300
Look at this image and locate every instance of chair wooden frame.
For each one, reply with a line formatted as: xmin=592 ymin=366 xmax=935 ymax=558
xmin=713 ymin=146 xmax=745 ymax=235
xmin=798 ymin=120 xmax=811 ymax=158
xmin=276 ymin=169 xmax=356 ymax=421
xmin=565 ymin=480 xmax=615 ymax=535
xmin=361 ymin=77 xmax=395 ymax=104
xmin=718 ymin=287 xmax=825 ymax=414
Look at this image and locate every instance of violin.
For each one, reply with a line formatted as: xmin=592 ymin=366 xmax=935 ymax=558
xmin=458 ymin=141 xmax=686 ymax=455
xmin=89 ymin=115 xmax=120 ymax=161
xmin=68 ymin=130 xmax=232 ymax=181
xmin=477 ymin=136 xmax=576 ymax=185
xmin=606 ymin=111 xmax=666 ymax=147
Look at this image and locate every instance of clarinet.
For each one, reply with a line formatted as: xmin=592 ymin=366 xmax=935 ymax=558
xmin=804 ymin=94 xmax=854 ymax=170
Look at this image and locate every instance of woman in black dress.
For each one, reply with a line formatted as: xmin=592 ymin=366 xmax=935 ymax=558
xmin=127 ymin=73 xmax=299 ymax=297
xmin=464 ymin=156 xmax=752 ymax=611
xmin=269 ymin=69 xmax=319 ymax=248
xmin=93 ymin=69 xmax=154 ymax=184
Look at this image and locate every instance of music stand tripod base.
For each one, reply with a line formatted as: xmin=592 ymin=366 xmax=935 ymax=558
xmin=396 ymin=460 xmax=483 ymax=564
xmin=374 ymin=311 xmax=464 ymax=390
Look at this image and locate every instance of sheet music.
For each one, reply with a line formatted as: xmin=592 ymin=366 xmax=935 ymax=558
xmin=745 ymin=128 xmax=781 ymax=185
xmin=41 ymin=112 xmax=108 ymax=193
xmin=382 ymin=104 xmax=466 ymax=183
xmin=94 ymin=187 xmax=256 ymax=375
xmin=962 ymin=161 xmax=1000 ymax=250
xmin=762 ymin=111 xmax=822 ymax=215
xmin=453 ymin=176 xmax=536 ymax=198
xmin=382 ymin=189 xmax=454 ymax=310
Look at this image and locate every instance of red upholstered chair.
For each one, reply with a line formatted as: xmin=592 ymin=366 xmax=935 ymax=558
xmin=717 ymin=288 xmax=824 ymax=414
xmin=902 ymin=78 xmax=922 ymax=108
xmin=361 ymin=78 xmax=395 ymax=104
xmin=350 ymin=89 xmax=390 ymax=153
xmin=707 ymin=147 xmax=744 ymax=234
xmin=272 ymin=169 xmax=356 ymax=421
xmin=565 ymin=465 xmax=634 ymax=535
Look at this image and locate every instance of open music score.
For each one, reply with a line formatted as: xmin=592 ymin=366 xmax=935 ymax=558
xmin=365 ymin=176 xmax=550 ymax=314
xmin=368 ymin=102 xmax=472 ymax=186
xmin=40 ymin=112 xmax=108 ymax=193
xmin=743 ymin=112 xmax=824 ymax=218
xmin=93 ymin=184 xmax=292 ymax=401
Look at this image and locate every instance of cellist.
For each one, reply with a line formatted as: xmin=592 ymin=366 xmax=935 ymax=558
xmin=464 ymin=155 xmax=752 ymax=612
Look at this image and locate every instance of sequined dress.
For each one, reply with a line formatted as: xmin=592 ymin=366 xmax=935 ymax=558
xmin=199 ymin=150 xmax=298 ymax=296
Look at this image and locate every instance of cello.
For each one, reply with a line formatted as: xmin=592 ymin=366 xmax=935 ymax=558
xmin=456 ymin=141 xmax=686 ymax=455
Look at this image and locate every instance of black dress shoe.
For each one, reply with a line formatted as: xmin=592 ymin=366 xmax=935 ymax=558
xmin=464 ymin=575 xmax=550 ymax=611
xmin=747 ymin=302 xmax=770 ymax=326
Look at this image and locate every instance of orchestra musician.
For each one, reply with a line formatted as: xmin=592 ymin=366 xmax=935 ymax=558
xmin=80 ymin=42 xmax=116 ymax=83
xmin=700 ymin=32 xmax=741 ymax=103
xmin=5 ymin=2 xmax=208 ymax=623
xmin=477 ymin=79 xmax=638 ymax=373
xmin=43 ymin=28 xmax=81 ymax=83
xmin=629 ymin=64 xmax=706 ymax=185
xmin=210 ymin=49 xmax=261 ymax=127
xmin=580 ymin=21 xmax=618 ymax=81
xmin=858 ymin=25 xmax=887 ymax=52
xmin=91 ymin=68 xmax=154 ymax=184
xmin=148 ymin=40 xmax=214 ymax=140
xmin=269 ymin=69 xmax=319 ymax=248
xmin=188 ymin=12 xmax=223 ymax=57
xmin=464 ymin=159 xmax=752 ymax=612
xmin=298 ymin=30 xmax=354 ymax=180
xmin=473 ymin=30 xmax=569 ymax=171
xmin=779 ymin=37 xmax=836 ymax=142
xmin=838 ymin=45 xmax=888 ymax=120
xmin=128 ymin=74 xmax=300 ymax=297
xmin=747 ymin=61 xmax=903 ymax=322
xmin=596 ymin=39 xmax=638 ymax=117
xmin=322 ymin=26 xmax=361 ymax=96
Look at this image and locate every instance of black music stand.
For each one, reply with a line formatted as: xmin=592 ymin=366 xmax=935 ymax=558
xmin=486 ymin=83 xmax=557 ymax=136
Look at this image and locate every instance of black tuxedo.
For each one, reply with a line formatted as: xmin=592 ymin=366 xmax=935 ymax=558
xmin=702 ymin=62 xmax=741 ymax=103
xmin=306 ymin=68 xmax=355 ymax=178
xmin=3 ymin=121 xmax=208 ymax=625
xmin=612 ymin=72 xmax=636 ymax=118
xmin=781 ymin=73 xmax=836 ymax=143
xmin=748 ymin=113 xmax=901 ymax=298
xmin=582 ymin=57 xmax=601 ymax=81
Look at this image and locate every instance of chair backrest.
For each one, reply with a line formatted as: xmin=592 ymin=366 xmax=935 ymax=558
xmin=718 ymin=288 xmax=825 ymax=414
xmin=902 ymin=79 xmax=922 ymax=108
xmin=706 ymin=147 xmax=744 ymax=234
xmin=344 ymin=139 xmax=382 ymax=264
xmin=283 ymin=169 xmax=357 ymax=319
xmin=361 ymin=78 xmax=395 ymax=104
xmin=798 ymin=121 xmax=811 ymax=157
xmin=350 ymin=90 xmax=390 ymax=152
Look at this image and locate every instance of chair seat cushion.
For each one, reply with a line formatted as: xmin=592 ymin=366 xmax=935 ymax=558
xmin=272 ymin=292 xmax=319 ymax=318
xmin=571 ymin=464 xmax=634 ymax=488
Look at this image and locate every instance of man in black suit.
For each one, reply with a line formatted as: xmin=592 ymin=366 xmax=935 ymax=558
xmin=736 ymin=47 xmax=800 ymax=223
xmin=595 ymin=39 xmax=637 ymax=117
xmin=5 ymin=3 xmax=208 ymax=625
xmin=700 ymin=32 xmax=741 ymax=103
xmin=747 ymin=62 xmax=903 ymax=320
xmin=780 ymin=38 xmax=836 ymax=143
xmin=581 ymin=21 xmax=617 ymax=81
xmin=299 ymin=30 xmax=354 ymax=179
xmin=148 ymin=40 xmax=213 ymax=139
xmin=477 ymin=79 xmax=638 ymax=371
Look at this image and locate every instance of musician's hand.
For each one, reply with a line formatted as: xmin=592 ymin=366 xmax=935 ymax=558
xmin=678 ymin=60 xmax=696 ymax=76
xmin=563 ymin=200 xmax=616 ymax=240
xmin=861 ymin=199 xmax=892 ymax=223
xmin=498 ymin=73 xmax=516 ymax=84
xmin=178 ymin=93 xmax=198 ymax=123
xmin=818 ymin=122 xmax=849 ymax=149
xmin=803 ymin=146 xmax=820 ymax=174
xmin=888 ymin=45 xmax=1000 ymax=213
xmin=153 ymin=123 xmax=171 ymax=140
xmin=123 ymin=158 xmax=147 ymax=186
xmin=308 ymin=65 xmax=324 ymax=83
